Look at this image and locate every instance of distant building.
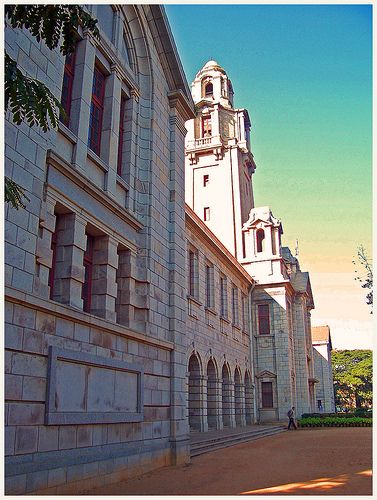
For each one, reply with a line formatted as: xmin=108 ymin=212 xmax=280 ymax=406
xmin=312 ymin=326 xmax=336 ymax=412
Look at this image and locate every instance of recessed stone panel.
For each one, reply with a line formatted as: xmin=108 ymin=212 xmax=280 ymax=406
xmin=46 ymin=347 xmax=143 ymax=424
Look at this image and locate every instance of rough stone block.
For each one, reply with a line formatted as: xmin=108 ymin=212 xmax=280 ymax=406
xmin=77 ymin=426 xmax=93 ymax=447
xmin=5 ymin=374 xmax=23 ymax=400
xmin=38 ymin=425 xmax=59 ymax=452
xmin=47 ymin=467 xmax=67 ymax=488
xmin=5 ymin=426 xmax=16 ymax=456
xmin=5 ymin=323 xmax=24 ymax=350
xmin=59 ymin=426 xmax=77 ymax=450
xmin=8 ymin=402 xmax=45 ymax=425
xmin=22 ymin=376 xmax=46 ymax=401
xmin=55 ymin=317 xmax=74 ymax=339
xmin=15 ymin=426 xmax=38 ymax=454
xmin=12 ymin=352 xmax=47 ymax=377
xmin=26 ymin=469 xmax=49 ymax=493
xmin=36 ymin=311 xmax=56 ymax=335
xmin=13 ymin=305 xmax=36 ymax=329
xmin=74 ymin=323 xmax=90 ymax=342
xmin=5 ymin=474 xmax=27 ymax=495
xmin=23 ymin=329 xmax=44 ymax=354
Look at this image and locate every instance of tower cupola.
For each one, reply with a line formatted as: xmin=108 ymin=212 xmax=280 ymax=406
xmin=191 ymin=60 xmax=234 ymax=108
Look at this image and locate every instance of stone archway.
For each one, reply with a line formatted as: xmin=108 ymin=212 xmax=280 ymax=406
xmin=245 ymin=370 xmax=253 ymax=425
xmin=234 ymin=367 xmax=243 ymax=426
xmin=207 ymin=358 xmax=219 ymax=429
xmin=188 ymin=353 xmax=202 ymax=431
xmin=222 ymin=363 xmax=232 ymax=427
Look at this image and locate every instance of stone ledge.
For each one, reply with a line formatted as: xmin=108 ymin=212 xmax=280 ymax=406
xmin=5 ymin=286 xmax=173 ymax=352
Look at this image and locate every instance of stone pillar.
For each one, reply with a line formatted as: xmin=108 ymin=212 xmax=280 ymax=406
xmin=200 ymin=375 xmax=209 ymax=433
xmin=34 ymin=195 xmax=57 ymax=298
xmin=116 ymin=249 xmax=148 ymax=333
xmin=207 ymin=375 xmax=223 ymax=430
xmin=70 ymin=31 xmax=97 ymax=173
xmin=91 ymin=235 xmax=118 ymax=321
xmin=293 ymin=294 xmax=311 ymax=417
xmin=167 ymin=91 xmax=195 ymax=465
xmin=52 ymin=213 xmax=86 ymax=309
xmin=101 ymin=64 xmax=122 ymax=199
xmin=237 ymin=382 xmax=246 ymax=426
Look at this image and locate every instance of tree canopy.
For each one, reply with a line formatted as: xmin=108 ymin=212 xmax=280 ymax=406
xmin=4 ymin=4 xmax=99 ymax=208
xmin=332 ymin=349 xmax=372 ymax=410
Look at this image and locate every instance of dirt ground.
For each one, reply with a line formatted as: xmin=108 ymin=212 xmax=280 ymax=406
xmin=88 ymin=427 xmax=372 ymax=495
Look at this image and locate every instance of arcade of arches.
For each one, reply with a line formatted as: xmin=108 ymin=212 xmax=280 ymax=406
xmin=188 ymin=352 xmax=254 ymax=432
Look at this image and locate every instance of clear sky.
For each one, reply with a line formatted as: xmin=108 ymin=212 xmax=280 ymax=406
xmin=165 ymin=3 xmax=373 ymax=350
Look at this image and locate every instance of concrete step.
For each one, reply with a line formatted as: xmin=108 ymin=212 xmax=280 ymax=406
xmin=190 ymin=426 xmax=286 ymax=457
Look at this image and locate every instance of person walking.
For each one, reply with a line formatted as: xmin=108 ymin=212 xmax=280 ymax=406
xmin=287 ymin=406 xmax=297 ymax=430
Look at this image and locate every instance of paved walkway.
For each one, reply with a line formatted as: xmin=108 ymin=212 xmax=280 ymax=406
xmin=88 ymin=427 xmax=372 ymax=495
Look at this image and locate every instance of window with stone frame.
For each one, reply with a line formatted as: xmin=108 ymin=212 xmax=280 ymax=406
xmin=188 ymin=248 xmax=199 ymax=299
xmin=256 ymin=228 xmax=265 ymax=253
xmin=242 ymin=293 xmax=248 ymax=332
xmin=220 ymin=275 xmax=228 ymax=318
xmin=82 ymin=233 xmax=94 ymax=313
xmin=60 ymin=46 xmax=76 ymax=127
xmin=88 ymin=66 xmax=106 ymax=156
xmin=48 ymin=214 xmax=60 ymax=299
xmin=205 ymin=263 xmax=214 ymax=308
xmin=258 ymin=304 xmax=270 ymax=335
xmin=204 ymin=82 xmax=213 ymax=97
xmin=202 ymin=115 xmax=212 ymax=137
xmin=117 ymin=94 xmax=126 ymax=176
xmin=204 ymin=206 xmax=210 ymax=221
xmin=261 ymin=381 xmax=273 ymax=408
xmin=232 ymin=286 xmax=239 ymax=326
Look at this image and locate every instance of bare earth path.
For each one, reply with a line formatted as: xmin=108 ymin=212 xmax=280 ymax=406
xmin=88 ymin=428 xmax=372 ymax=495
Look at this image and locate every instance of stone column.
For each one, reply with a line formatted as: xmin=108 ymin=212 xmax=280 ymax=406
xmin=237 ymin=382 xmax=246 ymax=426
xmin=52 ymin=213 xmax=87 ymax=309
xmin=167 ymin=91 xmax=195 ymax=465
xmin=293 ymin=294 xmax=311 ymax=417
xmin=116 ymin=249 xmax=148 ymax=333
xmin=70 ymin=31 xmax=98 ymax=173
xmin=101 ymin=64 xmax=122 ymax=199
xmin=200 ymin=375 xmax=209 ymax=433
xmin=212 ymin=104 xmax=220 ymax=141
xmin=34 ymin=194 xmax=57 ymax=298
xmin=91 ymin=235 xmax=118 ymax=321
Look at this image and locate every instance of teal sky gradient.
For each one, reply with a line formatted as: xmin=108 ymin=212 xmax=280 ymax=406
xmin=165 ymin=4 xmax=373 ymax=348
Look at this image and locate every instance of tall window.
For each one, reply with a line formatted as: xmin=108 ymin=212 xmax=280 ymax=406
xmin=60 ymin=50 xmax=76 ymax=126
xmin=220 ymin=276 xmax=228 ymax=318
xmin=205 ymin=264 xmax=214 ymax=308
xmin=261 ymin=382 xmax=273 ymax=408
xmin=202 ymin=115 xmax=212 ymax=137
xmin=203 ymin=174 xmax=209 ymax=187
xmin=82 ymin=234 xmax=94 ymax=312
xmin=88 ymin=67 xmax=105 ymax=156
xmin=256 ymin=228 xmax=265 ymax=253
xmin=204 ymin=207 xmax=210 ymax=221
xmin=188 ymin=249 xmax=198 ymax=298
xmin=258 ymin=304 xmax=270 ymax=335
xmin=49 ymin=216 xmax=60 ymax=299
xmin=242 ymin=294 xmax=248 ymax=331
xmin=117 ymin=96 xmax=126 ymax=176
xmin=232 ymin=287 xmax=239 ymax=325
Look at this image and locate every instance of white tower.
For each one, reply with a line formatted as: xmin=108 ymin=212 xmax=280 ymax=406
xmin=185 ymin=60 xmax=256 ymax=259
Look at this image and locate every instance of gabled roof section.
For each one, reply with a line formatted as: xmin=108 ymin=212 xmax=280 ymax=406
xmin=143 ymin=5 xmax=195 ymax=120
xmin=290 ymin=271 xmax=315 ymax=309
xmin=256 ymin=370 xmax=277 ymax=379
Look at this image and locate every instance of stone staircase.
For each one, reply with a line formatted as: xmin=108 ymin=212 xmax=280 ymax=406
xmin=190 ymin=424 xmax=286 ymax=457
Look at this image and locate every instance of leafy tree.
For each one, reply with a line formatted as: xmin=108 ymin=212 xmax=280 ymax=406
xmin=332 ymin=350 xmax=372 ymax=410
xmin=353 ymin=245 xmax=373 ymax=313
xmin=4 ymin=5 xmax=99 ymax=209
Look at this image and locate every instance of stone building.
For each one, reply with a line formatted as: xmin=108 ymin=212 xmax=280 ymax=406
xmin=184 ymin=60 xmax=319 ymax=424
xmin=4 ymin=6 xmax=331 ymax=495
xmin=312 ymin=326 xmax=336 ymax=412
xmin=5 ymin=5 xmax=195 ymax=494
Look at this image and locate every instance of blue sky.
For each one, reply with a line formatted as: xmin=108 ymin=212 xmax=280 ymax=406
xmin=165 ymin=4 xmax=373 ymax=348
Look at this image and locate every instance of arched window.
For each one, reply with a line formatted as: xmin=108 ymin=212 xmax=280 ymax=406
xmin=205 ymin=82 xmax=213 ymax=97
xmin=256 ymin=228 xmax=265 ymax=253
